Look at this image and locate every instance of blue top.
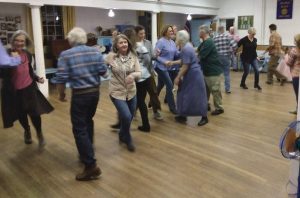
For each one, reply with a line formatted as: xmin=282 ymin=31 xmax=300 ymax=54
xmin=55 ymin=45 xmax=107 ymax=89
xmin=154 ymin=37 xmax=179 ymax=71
xmin=181 ymin=43 xmax=199 ymax=68
xmin=0 ymin=40 xmax=21 ymax=67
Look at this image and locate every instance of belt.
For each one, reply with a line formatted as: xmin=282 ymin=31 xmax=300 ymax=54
xmin=72 ymin=86 xmax=99 ymax=95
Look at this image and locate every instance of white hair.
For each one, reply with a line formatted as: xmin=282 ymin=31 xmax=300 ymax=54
xmin=176 ymin=30 xmax=190 ymax=46
xmin=67 ymin=27 xmax=87 ymax=46
xmin=199 ymin=25 xmax=210 ymax=34
xmin=248 ymin=27 xmax=256 ymax=35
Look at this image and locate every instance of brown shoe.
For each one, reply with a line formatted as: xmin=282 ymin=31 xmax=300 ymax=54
xmin=76 ymin=164 xmax=101 ymax=181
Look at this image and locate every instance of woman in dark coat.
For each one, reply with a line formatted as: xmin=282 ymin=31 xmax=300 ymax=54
xmin=0 ymin=30 xmax=54 ymax=147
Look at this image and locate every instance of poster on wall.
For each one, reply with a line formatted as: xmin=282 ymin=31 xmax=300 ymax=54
xmin=0 ymin=15 xmax=21 ymax=46
xmin=238 ymin=16 xmax=253 ymax=30
xmin=277 ymin=0 xmax=293 ymax=19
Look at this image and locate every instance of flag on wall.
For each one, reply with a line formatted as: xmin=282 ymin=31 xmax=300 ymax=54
xmin=184 ymin=20 xmax=191 ymax=34
xmin=277 ymin=0 xmax=293 ymax=19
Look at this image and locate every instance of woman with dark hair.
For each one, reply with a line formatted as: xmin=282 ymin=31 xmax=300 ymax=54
xmin=0 ymin=30 xmax=54 ymax=147
xmin=154 ymin=24 xmax=179 ymax=114
xmin=106 ymin=34 xmax=141 ymax=152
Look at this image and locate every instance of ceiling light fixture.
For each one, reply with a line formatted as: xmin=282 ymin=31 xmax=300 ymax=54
xmin=108 ymin=9 xmax=115 ymax=17
xmin=187 ymin=14 xmax=192 ymax=21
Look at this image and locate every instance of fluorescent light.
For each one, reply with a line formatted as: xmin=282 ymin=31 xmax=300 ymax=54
xmin=55 ymin=16 xmax=59 ymax=21
xmin=108 ymin=9 xmax=115 ymax=17
xmin=187 ymin=14 xmax=192 ymax=21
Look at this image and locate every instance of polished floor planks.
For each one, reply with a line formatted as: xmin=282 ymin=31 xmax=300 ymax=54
xmin=0 ymin=72 xmax=296 ymax=198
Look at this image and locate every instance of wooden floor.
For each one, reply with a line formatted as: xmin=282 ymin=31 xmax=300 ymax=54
xmin=0 ymin=72 xmax=296 ymax=198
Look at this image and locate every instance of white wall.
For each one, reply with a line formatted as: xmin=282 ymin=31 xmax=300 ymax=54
xmin=217 ymin=0 xmax=300 ymax=46
xmin=163 ymin=12 xmax=186 ymax=30
xmin=217 ymin=0 xmax=264 ymax=44
xmin=0 ymin=2 xmax=27 ymax=31
xmin=264 ymin=0 xmax=300 ymax=45
xmin=75 ymin=7 xmax=137 ymax=34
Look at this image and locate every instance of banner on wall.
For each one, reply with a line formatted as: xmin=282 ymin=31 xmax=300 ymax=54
xmin=277 ymin=0 xmax=293 ymax=19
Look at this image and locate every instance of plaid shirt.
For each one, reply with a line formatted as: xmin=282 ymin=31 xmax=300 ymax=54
xmin=56 ymin=45 xmax=107 ymax=89
xmin=213 ymin=33 xmax=237 ymax=56
xmin=268 ymin=32 xmax=282 ymax=56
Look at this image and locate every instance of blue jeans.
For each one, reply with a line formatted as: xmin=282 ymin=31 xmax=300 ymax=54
xmin=155 ymin=67 xmax=176 ymax=112
xmin=241 ymin=59 xmax=260 ymax=86
xmin=219 ymin=55 xmax=231 ymax=92
xmin=231 ymin=53 xmax=238 ymax=70
xmin=71 ymin=91 xmax=99 ymax=166
xmin=111 ymin=96 xmax=137 ymax=144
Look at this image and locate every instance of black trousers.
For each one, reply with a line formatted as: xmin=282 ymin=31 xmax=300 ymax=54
xmin=16 ymin=88 xmax=41 ymax=133
xmin=136 ymin=78 xmax=152 ymax=128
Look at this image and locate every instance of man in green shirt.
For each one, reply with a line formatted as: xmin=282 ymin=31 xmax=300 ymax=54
xmin=198 ymin=25 xmax=224 ymax=115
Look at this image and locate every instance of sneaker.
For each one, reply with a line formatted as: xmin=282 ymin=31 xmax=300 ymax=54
xmin=76 ymin=164 xmax=102 ymax=181
xmin=211 ymin=109 xmax=224 ymax=116
xmin=153 ymin=111 xmax=163 ymax=120
xmin=226 ymin=90 xmax=231 ymax=94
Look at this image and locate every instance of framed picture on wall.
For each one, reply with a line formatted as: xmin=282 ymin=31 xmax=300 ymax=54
xmin=238 ymin=16 xmax=254 ymax=30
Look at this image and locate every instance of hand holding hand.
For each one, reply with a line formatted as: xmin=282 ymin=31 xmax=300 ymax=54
xmin=174 ymin=76 xmax=180 ymax=86
xmin=125 ymin=74 xmax=134 ymax=84
xmin=11 ymin=52 xmax=19 ymax=57
xmin=37 ymin=77 xmax=45 ymax=84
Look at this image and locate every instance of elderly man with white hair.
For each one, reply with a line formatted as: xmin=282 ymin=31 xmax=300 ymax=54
xmin=55 ymin=27 xmax=108 ymax=181
xmin=174 ymin=30 xmax=208 ymax=126
xmin=197 ymin=25 xmax=224 ymax=116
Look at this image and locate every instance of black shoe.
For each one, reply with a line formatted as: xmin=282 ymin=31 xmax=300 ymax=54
xmin=211 ymin=109 xmax=224 ymax=116
xmin=208 ymin=104 xmax=211 ymax=111
xmin=76 ymin=164 xmax=101 ymax=181
xmin=110 ymin=123 xmax=120 ymax=129
xmin=254 ymin=85 xmax=262 ymax=90
xmin=198 ymin=117 xmax=208 ymax=126
xmin=233 ymin=69 xmax=238 ymax=72
xmin=138 ymin=126 xmax=150 ymax=132
xmin=266 ymin=81 xmax=273 ymax=85
xmin=280 ymin=79 xmax=286 ymax=86
xmin=226 ymin=90 xmax=231 ymax=94
xmin=170 ymin=109 xmax=178 ymax=115
xmin=24 ymin=130 xmax=32 ymax=144
xmin=175 ymin=115 xmax=187 ymax=124
xmin=240 ymin=84 xmax=248 ymax=89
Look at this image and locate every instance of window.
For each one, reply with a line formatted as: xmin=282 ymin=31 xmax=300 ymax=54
xmin=41 ymin=6 xmax=64 ymax=46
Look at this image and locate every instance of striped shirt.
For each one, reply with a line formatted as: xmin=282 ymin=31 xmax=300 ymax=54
xmin=56 ymin=45 xmax=107 ymax=89
xmin=213 ymin=33 xmax=237 ymax=56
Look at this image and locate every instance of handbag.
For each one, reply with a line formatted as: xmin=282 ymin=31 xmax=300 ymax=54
xmin=276 ymin=54 xmax=292 ymax=81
